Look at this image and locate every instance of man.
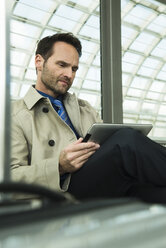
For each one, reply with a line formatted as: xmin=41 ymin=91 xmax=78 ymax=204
xmin=11 ymin=33 xmax=101 ymax=194
xmin=11 ymin=33 xmax=166 ymax=202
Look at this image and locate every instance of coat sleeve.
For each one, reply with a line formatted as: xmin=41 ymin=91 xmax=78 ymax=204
xmin=10 ymin=114 xmax=70 ymax=192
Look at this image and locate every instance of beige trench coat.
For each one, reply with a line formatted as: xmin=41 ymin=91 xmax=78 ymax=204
xmin=11 ymin=86 xmax=102 ymax=192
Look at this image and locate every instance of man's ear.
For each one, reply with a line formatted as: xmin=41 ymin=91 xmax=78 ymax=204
xmin=35 ymin=54 xmax=44 ymax=72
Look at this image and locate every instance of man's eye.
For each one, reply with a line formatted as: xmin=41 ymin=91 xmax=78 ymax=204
xmin=72 ymin=67 xmax=78 ymax=72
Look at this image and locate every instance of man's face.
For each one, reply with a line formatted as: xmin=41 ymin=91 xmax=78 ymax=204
xmin=37 ymin=41 xmax=79 ymax=97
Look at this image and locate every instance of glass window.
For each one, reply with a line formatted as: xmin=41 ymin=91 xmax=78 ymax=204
xmin=20 ymin=84 xmax=31 ymax=97
xmin=121 ymin=0 xmax=166 ymax=139
xmin=82 ymin=80 xmax=101 ymax=91
xmin=151 ymin=39 xmax=166 ymax=58
xmin=11 ymin=66 xmax=24 ymax=79
xmin=10 ymin=0 xmax=166 ymax=140
xmin=49 ymin=5 xmax=84 ymax=31
xmin=11 ymin=33 xmax=36 ymax=51
xmin=146 ymin=91 xmax=160 ymax=101
xmin=130 ymin=77 xmax=149 ymax=90
xmin=49 ymin=15 xmax=77 ymax=31
xmin=149 ymin=81 xmax=165 ymax=93
xmin=25 ymin=69 xmax=36 ymax=81
xmin=123 ymin=99 xmax=139 ymax=112
xmin=130 ymin=32 xmax=156 ymax=53
xmin=86 ymin=67 xmax=100 ymax=81
xmin=159 ymin=105 xmax=166 ymax=115
xmin=92 ymin=52 xmax=100 ymax=66
xmin=11 ymin=51 xmax=29 ymax=67
xmin=70 ymin=0 xmax=94 ymax=8
xmin=18 ymin=0 xmax=54 ymax=11
xmin=147 ymin=14 xmax=166 ymax=35
xmin=122 ymin=52 xmax=142 ymax=64
xmin=127 ymin=88 xmax=142 ymax=98
xmin=79 ymin=25 xmax=99 ymax=40
xmin=78 ymin=92 xmax=98 ymax=107
xmin=11 ymin=19 xmax=41 ymax=38
xmin=13 ymin=2 xmax=49 ymax=23
xmin=123 ymin=4 xmax=154 ymax=27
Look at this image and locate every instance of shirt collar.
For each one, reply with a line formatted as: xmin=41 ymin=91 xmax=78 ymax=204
xmin=36 ymin=90 xmax=63 ymax=104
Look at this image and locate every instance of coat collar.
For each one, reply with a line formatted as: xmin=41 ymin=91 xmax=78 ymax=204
xmin=23 ymin=85 xmax=77 ymax=110
xmin=24 ymin=85 xmax=44 ymax=110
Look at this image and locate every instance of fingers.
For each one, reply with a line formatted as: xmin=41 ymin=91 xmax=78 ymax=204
xmin=68 ymin=145 xmax=98 ymax=160
xmin=59 ymin=139 xmax=100 ymax=174
xmin=67 ymin=148 xmax=97 ymax=172
xmin=72 ymin=149 xmax=96 ymax=165
xmin=68 ymin=139 xmax=100 ymax=153
xmin=63 ymin=142 xmax=99 ymax=163
xmin=74 ymin=137 xmax=83 ymax=144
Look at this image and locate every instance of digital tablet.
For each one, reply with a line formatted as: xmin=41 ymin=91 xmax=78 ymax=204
xmin=82 ymin=123 xmax=153 ymax=145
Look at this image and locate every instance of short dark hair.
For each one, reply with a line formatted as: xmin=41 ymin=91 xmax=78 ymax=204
xmin=35 ymin=32 xmax=82 ymax=60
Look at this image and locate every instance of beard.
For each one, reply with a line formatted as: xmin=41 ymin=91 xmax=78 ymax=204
xmin=41 ymin=76 xmax=71 ymax=96
xmin=41 ymin=65 xmax=72 ymax=96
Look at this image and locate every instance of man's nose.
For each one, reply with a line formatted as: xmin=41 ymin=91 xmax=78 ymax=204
xmin=64 ymin=67 xmax=73 ymax=78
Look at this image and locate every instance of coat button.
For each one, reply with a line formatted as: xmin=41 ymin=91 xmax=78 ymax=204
xmin=42 ymin=107 xmax=49 ymax=113
xmin=48 ymin=140 xmax=55 ymax=146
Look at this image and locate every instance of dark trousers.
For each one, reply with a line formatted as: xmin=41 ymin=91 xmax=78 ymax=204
xmin=68 ymin=128 xmax=166 ymax=203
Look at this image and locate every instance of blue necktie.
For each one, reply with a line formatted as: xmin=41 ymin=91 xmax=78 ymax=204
xmin=52 ymin=99 xmax=80 ymax=139
xmin=53 ymin=99 xmax=71 ymax=125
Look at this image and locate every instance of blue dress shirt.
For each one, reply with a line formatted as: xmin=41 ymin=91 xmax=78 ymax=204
xmin=37 ymin=90 xmax=79 ymax=138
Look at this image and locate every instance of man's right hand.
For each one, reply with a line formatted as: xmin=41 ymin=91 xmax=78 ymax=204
xmin=59 ymin=138 xmax=100 ymax=175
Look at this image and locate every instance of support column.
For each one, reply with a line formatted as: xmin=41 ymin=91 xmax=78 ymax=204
xmin=100 ymin=0 xmax=123 ymax=123
xmin=0 ymin=0 xmax=11 ymax=183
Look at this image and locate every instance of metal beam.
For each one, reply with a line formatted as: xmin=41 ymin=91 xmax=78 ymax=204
xmin=0 ymin=0 xmax=11 ymax=183
xmin=157 ymin=0 xmax=166 ymax=4
xmin=100 ymin=0 xmax=123 ymax=123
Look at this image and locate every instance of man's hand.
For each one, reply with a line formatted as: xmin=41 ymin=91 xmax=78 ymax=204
xmin=59 ymin=138 xmax=100 ymax=174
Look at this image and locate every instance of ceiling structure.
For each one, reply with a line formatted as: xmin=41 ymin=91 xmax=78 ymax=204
xmin=10 ymin=0 xmax=166 ymax=140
